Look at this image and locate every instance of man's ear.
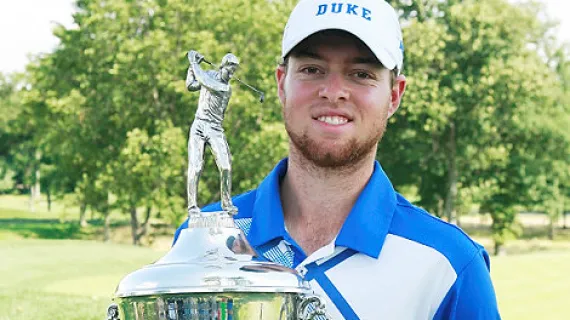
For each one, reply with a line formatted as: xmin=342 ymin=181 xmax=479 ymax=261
xmin=276 ymin=64 xmax=287 ymax=105
xmin=388 ymin=74 xmax=406 ymax=118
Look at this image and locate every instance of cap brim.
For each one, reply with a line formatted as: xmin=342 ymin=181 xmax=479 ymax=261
xmin=282 ymin=27 xmax=397 ymax=71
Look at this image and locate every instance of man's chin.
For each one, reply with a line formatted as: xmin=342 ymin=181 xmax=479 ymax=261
xmin=306 ymin=154 xmax=357 ymax=168
xmin=295 ymin=140 xmax=372 ymax=168
xmin=287 ymin=127 xmax=383 ymax=169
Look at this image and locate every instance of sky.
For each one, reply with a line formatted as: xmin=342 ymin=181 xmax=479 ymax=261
xmin=0 ymin=0 xmax=569 ymax=75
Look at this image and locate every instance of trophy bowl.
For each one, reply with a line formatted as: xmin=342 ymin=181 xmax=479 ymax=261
xmin=107 ymin=212 xmax=327 ymax=320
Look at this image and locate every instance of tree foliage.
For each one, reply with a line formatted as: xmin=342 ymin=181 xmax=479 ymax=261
xmin=380 ymin=0 xmax=569 ymax=252
xmin=2 ymin=0 xmax=568 ymax=249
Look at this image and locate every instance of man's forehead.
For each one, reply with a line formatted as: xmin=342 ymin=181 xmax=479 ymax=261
xmin=291 ymin=30 xmax=378 ymax=61
xmin=290 ymin=30 xmax=378 ymax=63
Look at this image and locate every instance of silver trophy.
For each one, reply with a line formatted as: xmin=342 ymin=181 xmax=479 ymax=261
xmin=107 ymin=51 xmax=330 ymax=319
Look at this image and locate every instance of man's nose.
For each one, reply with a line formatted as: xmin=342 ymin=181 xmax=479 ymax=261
xmin=318 ymin=72 xmax=349 ymax=103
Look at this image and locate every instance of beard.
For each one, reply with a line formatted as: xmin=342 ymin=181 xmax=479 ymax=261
xmin=284 ymin=112 xmax=388 ymax=169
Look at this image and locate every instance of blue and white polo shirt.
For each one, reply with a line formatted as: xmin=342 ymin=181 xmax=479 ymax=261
xmin=174 ymin=159 xmax=501 ymax=319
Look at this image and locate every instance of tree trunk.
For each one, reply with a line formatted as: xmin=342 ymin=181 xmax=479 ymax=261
xmin=547 ymin=179 xmax=561 ymax=240
xmin=137 ymin=205 xmax=152 ymax=241
xmin=29 ymin=188 xmax=35 ymax=213
xmin=46 ymin=187 xmax=51 ymax=212
xmin=548 ymin=218 xmax=555 ymax=240
xmin=103 ymin=211 xmax=111 ymax=242
xmin=436 ymin=198 xmax=444 ymax=218
xmin=130 ymin=205 xmax=140 ymax=245
xmin=34 ymin=169 xmax=40 ymax=202
xmin=444 ymin=123 xmax=458 ymax=224
xmin=131 ymin=206 xmax=153 ymax=246
xmin=494 ymin=241 xmax=504 ymax=256
xmin=79 ymin=201 xmax=88 ymax=227
xmin=29 ymin=149 xmax=42 ymax=213
xmin=101 ymin=192 xmax=112 ymax=242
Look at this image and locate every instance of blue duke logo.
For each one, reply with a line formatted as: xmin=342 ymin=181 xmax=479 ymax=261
xmin=316 ymin=2 xmax=372 ymax=21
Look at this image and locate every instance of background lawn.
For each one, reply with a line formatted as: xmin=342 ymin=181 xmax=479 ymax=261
xmin=0 ymin=239 xmax=164 ymax=320
xmin=1 ymin=195 xmax=570 ymax=319
xmin=2 ymin=239 xmax=570 ymax=319
xmin=491 ymin=251 xmax=570 ymax=320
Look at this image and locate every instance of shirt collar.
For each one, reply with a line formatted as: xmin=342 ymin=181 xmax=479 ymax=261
xmin=247 ymin=158 xmax=397 ymax=259
xmin=335 ymin=161 xmax=397 ymax=258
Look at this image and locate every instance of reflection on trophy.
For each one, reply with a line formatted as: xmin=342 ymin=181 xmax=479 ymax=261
xmin=107 ymin=51 xmax=330 ymax=319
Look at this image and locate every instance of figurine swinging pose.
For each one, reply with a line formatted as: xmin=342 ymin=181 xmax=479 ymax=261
xmin=185 ymin=50 xmax=239 ymax=216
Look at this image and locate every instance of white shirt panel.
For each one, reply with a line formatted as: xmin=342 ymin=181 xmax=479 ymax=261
xmin=324 ymin=234 xmax=457 ymax=319
xmin=307 ymin=280 xmax=344 ymax=320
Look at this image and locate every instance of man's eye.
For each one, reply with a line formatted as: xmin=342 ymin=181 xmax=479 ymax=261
xmin=354 ymin=71 xmax=373 ymax=79
xmin=302 ymin=67 xmax=321 ymax=74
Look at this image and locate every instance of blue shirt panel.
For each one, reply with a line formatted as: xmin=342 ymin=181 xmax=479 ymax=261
xmin=389 ymin=195 xmax=500 ymax=319
xmin=390 ymin=194 xmax=483 ymax=272
xmin=432 ymin=251 xmax=500 ymax=319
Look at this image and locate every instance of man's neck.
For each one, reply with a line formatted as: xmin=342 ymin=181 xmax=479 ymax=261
xmin=280 ymin=147 xmax=376 ymax=256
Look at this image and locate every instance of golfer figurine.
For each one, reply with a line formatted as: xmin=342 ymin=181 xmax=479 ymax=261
xmin=186 ymin=50 xmax=239 ymax=216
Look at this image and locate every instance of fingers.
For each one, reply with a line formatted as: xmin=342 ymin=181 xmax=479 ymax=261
xmin=187 ymin=50 xmax=204 ymax=64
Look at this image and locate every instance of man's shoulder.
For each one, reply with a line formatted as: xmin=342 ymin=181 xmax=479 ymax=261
xmin=389 ymin=194 xmax=486 ymax=273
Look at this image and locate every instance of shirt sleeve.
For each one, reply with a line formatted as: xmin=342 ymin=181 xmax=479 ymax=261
xmin=433 ymin=246 xmax=501 ymax=319
xmin=172 ymin=219 xmax=189 ymax=246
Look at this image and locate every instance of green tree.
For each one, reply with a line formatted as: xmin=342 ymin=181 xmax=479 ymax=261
xmin=1 ymin=71 xmax=55 ymax=210
xmin=14 ymin=0 xmax=294 ymax=243
xmin=99 ymin=122 xmax=186 ymax=245
xmin=0 ymin=73 xmax=24 ymax=194
xmin=381 ymin=0 xmax=569 ymax=253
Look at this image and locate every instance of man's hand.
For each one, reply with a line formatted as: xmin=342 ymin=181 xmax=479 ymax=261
xmin=187 ymin=50 xmax=204 ymax=64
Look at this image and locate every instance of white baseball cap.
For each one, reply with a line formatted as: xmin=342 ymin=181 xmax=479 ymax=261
xmin=281 ymin=0 xmax=404 ymax=73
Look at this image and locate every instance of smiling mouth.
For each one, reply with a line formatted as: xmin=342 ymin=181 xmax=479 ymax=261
xmin=316 ymin=115 xmax=349 ymax=125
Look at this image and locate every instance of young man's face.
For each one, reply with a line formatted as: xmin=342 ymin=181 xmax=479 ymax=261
xmin=276 ymin=31 xmax=406 ymax=168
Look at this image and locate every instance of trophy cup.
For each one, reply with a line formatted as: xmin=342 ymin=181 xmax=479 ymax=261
xmin=107 ymin=51 xmax=330 ymax=320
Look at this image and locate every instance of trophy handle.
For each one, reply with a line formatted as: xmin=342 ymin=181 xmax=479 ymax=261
xmin=297 ymin=294 xmax=331 ymax=320
xmin=107 ymin=303 xmax=120 ymax=320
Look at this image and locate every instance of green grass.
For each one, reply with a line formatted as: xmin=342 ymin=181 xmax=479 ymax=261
xmin=1 ymin=195 xmax=570 ymax=319
xmin=0 ymin=194 xmax=78 ymax=218
xmin=0 ymin=195 xmax=101 ymax=241
xmin=0 ymin=239 xmax=165 ymax=320
xmin=492 ymin=251 xmax=570 ymax=320
xmin=0 ymin=195 xmax=176 ymax=248
xmin=1 ymin=239 xmax=569 ymax=319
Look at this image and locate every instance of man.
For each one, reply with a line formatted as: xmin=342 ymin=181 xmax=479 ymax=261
xmin=175 ymin=0 xmax=500 ymax=318
xmin=186 ymin=51 xmax=239 ymax=215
